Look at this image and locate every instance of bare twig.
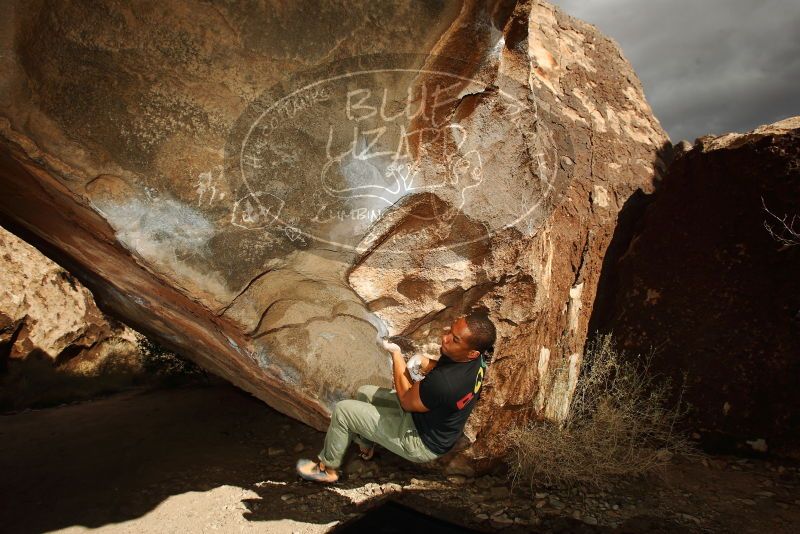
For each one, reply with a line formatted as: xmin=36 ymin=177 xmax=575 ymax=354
xmin=762 ymin=198 xmax=799 ymax=248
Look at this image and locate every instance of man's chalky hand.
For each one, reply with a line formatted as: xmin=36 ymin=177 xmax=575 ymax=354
xmin=381 ymin=339 xmax=403 ymax=354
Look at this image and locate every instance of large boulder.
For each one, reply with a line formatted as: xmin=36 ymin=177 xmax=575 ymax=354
xmin=592 ymin=117 xmax=800 ymax=456
xmin=0 ymin=0 xmax=668 ymax=467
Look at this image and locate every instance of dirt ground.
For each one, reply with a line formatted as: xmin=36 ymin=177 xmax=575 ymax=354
xmin=1 ymin=384 xmax=798 ymax=533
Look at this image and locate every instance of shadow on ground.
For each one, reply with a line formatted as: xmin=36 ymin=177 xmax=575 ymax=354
xmin=0 ymin=384 xmax=334 ymax=533
xmin=2 ymin=383 xmax=794 ymax=534
xmin=1 ymin=384 xmax=533 ymax=533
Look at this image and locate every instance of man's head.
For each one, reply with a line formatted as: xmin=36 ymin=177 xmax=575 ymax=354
xmin=440 ymin=310 xmax=497 ymax=363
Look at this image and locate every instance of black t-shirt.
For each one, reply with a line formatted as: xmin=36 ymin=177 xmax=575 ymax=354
xmin=411 ymin=354 xmax=487 ymax=455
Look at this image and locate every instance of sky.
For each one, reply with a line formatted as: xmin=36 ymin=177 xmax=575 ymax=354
xmin=551 ymin=0 xmax=800 ymax=142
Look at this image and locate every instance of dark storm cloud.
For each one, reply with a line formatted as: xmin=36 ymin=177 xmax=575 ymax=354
xmin=551 ymin=0 xmax=800 ymax=142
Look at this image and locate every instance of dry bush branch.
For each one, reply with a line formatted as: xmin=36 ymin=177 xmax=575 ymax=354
xmin=506 ymin=334 xmax=695 ymax=489
xmin=763 ymin=198 xmax=800 ymax=248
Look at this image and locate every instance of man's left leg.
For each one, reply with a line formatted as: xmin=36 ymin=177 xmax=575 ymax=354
xmin=298 ymin=387 xmax=438 ymax=482
xmin=352 ymin=385 xmax=400 ymax=457
xmin=298 ymin=398 xmax=389 ymax=482
xmin=317 ymin=396 xmax=405 ymax=470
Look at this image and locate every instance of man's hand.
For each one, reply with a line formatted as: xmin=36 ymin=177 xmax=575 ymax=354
xmin=389 ymin=349 xmax=429 ymax=413
xmin=381 ymin=339 xmax=403 ymax=354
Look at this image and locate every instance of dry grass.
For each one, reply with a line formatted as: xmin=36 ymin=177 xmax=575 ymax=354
xmin=506 ymin=334 xmax=695 ymax=488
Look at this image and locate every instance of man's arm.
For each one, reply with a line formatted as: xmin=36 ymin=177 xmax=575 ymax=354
xmin=421 ymin=356 xmax=438 ymax=375
xmin=389 ymin=349 xmax=430 ymax=413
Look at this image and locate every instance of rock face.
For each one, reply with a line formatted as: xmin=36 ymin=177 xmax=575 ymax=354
xmin=0 ymin=0 xmax=668 ymax=466
xmin=0 ymin=224 xmax=143 ymax=409
xmin=593 ymin=117 xmax=800 ymax=454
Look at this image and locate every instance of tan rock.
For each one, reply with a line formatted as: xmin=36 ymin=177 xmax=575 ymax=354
xmin=0 ymin=224 xmax=144 ymax=409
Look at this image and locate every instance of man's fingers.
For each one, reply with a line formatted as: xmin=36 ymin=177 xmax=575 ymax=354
xmin=381 ymin=339 xmax=402 ymax=353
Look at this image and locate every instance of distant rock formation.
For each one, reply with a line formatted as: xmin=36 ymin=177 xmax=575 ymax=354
xmin=0 ymin=1 xmax=668 ymax=467
xmin=593 ymin=117 xmax=800 ymax=455
xmin=0 ymin=224 xmax=143 ymax=410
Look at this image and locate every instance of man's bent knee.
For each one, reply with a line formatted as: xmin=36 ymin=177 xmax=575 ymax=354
xmin=355 ymin=384 xmax=379 ymax=403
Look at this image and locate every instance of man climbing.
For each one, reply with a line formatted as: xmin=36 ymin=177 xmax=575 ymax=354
xmin=296 ymin=310 xmax=497 ymax=483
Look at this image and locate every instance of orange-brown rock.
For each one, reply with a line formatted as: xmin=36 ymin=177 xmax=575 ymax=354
xmin=0 ymin=0 xmax=668 ymax=468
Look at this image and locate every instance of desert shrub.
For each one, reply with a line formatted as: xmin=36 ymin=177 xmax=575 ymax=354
xmin=135 ymin=333 xmax=206 ymax=379
xmin=506 ymin=334 xmax=694 ymax=488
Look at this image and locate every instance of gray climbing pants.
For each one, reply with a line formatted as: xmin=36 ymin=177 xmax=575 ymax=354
xmin=318 ymin=384 xmax=440 ymax=469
